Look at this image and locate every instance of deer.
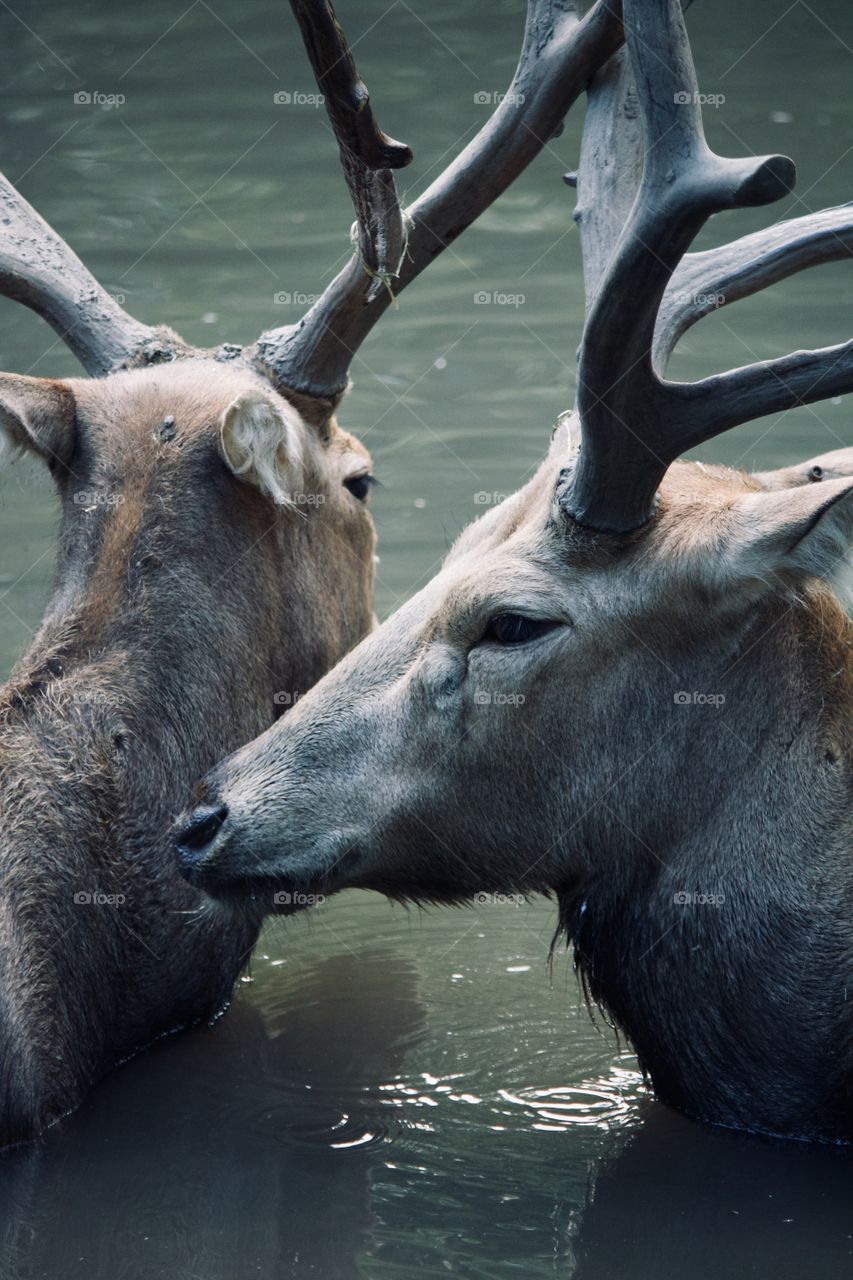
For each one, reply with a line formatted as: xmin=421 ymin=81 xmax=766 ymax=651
xmin=176 ymin=0 xmax=853 ymax=1143
xmin=0 ymin=0 xmax=630 ymax=1145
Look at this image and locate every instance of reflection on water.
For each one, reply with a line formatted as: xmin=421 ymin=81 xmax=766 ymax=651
xmin=0 ymin=896 xmax=849 ymax=1278
xmin=0 ymin=0 xmax=852 ymax=1274
xmin=0 ymin=948 xmax=425 ymax=1280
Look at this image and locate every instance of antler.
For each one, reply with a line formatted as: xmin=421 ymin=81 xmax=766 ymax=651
xmin=561 ymin=0 xmax=853 ymax=533
xmin=657 ymin=205 xmax=853 ymax=366
xmin=288 ymin=0 xmax=413 ymax=317
xmin=569 ymin=42 xmax=641 ymax=313
xmin=252 ymin=0 xmax=625 ymax=403
xmin=0 ymin=173 xmax=176 ymax=376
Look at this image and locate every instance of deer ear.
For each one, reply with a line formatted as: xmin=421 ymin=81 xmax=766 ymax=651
xmin=727 ymin=476 xmax=853 ymax=592
xmin=219 ymin=389 xmax=306 ymax=507
xmin=0 ymin=374 xmax=76 ymax=470
xmin=754 ymin=447 xmax=853 ymax=490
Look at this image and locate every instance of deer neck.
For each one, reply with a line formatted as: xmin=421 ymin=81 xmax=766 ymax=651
xmin=0 ymin=566 xmax=291 ymax=788
xmin=560 ymin=597 xmax=853 ymax=1141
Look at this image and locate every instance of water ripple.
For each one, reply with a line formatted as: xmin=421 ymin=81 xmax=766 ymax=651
xmin=377 ymin=1062 xmax=645 ymax=1137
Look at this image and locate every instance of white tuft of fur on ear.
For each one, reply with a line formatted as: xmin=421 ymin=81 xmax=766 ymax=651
xmin=728 ymin=477 xmax=853 ymax=608
xmin=550 ymin=410 xmax=581 ymax=460
xmin=220 ymin=389 xmax=306 ymax=508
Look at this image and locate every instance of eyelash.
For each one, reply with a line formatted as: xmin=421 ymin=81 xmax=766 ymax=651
xmin=481 ymin=614 xmax=561 ymax=646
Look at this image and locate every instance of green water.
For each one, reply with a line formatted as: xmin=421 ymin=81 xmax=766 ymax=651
xmin=0 ymin=0 xmax=851 ymax=1276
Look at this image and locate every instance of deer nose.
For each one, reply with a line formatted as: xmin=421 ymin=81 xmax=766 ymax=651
xmin=175 ymin=803 xmax=229 ymax=872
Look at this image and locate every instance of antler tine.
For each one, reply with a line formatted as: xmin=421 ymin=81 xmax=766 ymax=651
xmin=656 ymin=204 xmax=853 ymax=365
xmin=254 ymin=0 xmax=625 ymax=404
xmin=0 ymin=173 xmax=173 ymax=376
xmin=289 ymin=0 xmax=412 ymax=174
xmin=288 ymin=0 xmax=413 ymax=314
xmin=563 ymin=0 xmax=800 ymax=532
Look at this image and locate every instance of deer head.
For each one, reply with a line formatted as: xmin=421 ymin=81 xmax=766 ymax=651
xmin=176 ymin=0 xmax=853 ymax=1142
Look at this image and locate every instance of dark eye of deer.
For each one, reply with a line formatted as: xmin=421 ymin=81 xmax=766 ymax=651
xmin=483 ymin=614 xmax=559 ymax=645
xmin=344 ymin=473 xmax=374 ymax=502
xmin=808 ymin=465 xmax=824 ymax=482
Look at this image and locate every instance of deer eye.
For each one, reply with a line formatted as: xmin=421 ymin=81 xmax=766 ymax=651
xmin=344 ymin=473 xmax=375 ymax=502
xmin=482 ymin=614 xmax=561 ymax=646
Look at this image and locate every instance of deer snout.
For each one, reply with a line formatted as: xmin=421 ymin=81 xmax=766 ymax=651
xmin=174 ymin=803 xmax=230 ymax=880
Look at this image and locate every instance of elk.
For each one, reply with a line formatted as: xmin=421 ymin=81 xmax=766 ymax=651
xmin=0 ymin=0 xmax=626 ymax=1144
xmin=177 ymin=0 xmax=853 ymax=1143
